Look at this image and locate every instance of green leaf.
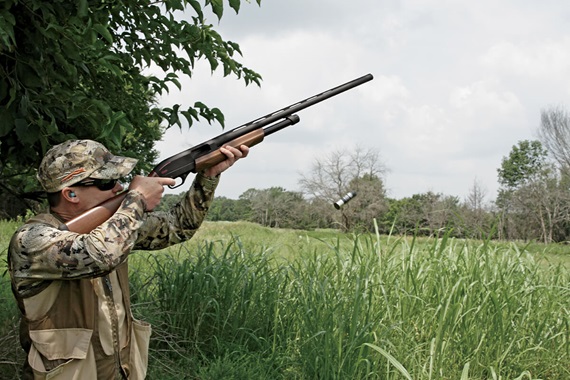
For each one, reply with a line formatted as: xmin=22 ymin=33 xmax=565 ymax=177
xmin=167 ymin=105 xmax=181 ymax=127
xmin=228 ymin=0 xmax=241 ymax=13
xmin=460 ymin=362 xmax=470 ymax=380
xmin=181 ymin=109 xmax=198 ymax=127
xmin=15 ymin=118 xmax=38 ymax=144
xmin=93 ymin=24 xmax=113 ymax=44
xmin=165 ymin=0 xmax=184 ymax=11
xmin=61 ymin=40 xmax=82 ymax=61
xmin=209 ymin=0 xmax=224 ymax=20
xmin=53 ymin=53 xmax=73 ymax=83
xmin=211 ymin=107 xmax=225 ymax=127
xmin=187 ymin=0 xmax=204 ymax=20
xmin=16 ymin=60 xmax=44 ymax=88
xmin=194 ymin=101 xmax=207 ymax=111
xmin=6 ymin=84 xmax=16 ymax=108
xmin=18 ymin=94 xmax=30 ymax=116
xmin=364 ymin=344 xmax=412 ymax=380
xmin=0 ymin=108 xmax=14 ymax=137
xmin=165 ymin=72 xmax=182 ymax=90
xmin=0 ymin=9 xmax=17 ymax=47
xmin=77 ymin=0 xmax=88 ymax=17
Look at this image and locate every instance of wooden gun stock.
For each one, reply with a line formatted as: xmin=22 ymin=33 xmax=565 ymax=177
xmin=64 ymin=193 xmax=128 ymax=233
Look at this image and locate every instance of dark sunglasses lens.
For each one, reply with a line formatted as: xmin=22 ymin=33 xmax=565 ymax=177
xmin=95 ymin=179 xmax=118 ymax=190
xmin=74 ymin=178 xmax=119 ymax=190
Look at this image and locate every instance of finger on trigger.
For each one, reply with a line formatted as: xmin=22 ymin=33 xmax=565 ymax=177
xmin=160 ymin=178 xmax=176 ymax=186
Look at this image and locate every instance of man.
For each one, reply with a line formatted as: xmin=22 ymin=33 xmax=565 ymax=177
xmin=8 ymin=139 xmax=249 ymax=379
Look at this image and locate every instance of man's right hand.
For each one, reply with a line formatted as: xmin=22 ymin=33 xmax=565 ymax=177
xmin=128 ymin=176 xmax=176 ymax=211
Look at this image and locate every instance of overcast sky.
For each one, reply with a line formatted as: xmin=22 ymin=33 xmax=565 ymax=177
xmin=154 ymin=0 xmax=570 ymax=203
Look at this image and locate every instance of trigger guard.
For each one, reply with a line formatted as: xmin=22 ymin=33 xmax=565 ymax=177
xmin=168 ymin=174 xmax=187 ymax=189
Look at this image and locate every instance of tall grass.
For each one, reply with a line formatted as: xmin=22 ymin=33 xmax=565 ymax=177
xmin=0 ymin=220 xmax=25 ymax=378
xmin=0 ymin=220 xmax=568 ymax=379
xmin=128 ymin=224 xmax=569 ymax=379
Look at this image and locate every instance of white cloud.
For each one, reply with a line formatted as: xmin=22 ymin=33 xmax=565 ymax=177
xmin=449 ymin=80 xmax=523 ymax=122
xmin=481 ymin=38 xmax=570 ymax=78
xmin=153 ymin=0 xmax=570 ymax=202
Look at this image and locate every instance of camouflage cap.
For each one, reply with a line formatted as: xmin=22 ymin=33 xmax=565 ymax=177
xmin=37 ymin=139 xmax=138 ymax=193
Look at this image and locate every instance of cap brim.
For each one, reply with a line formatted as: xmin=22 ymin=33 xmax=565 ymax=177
xmin=90 ymin=155 xmax=138 ymax=179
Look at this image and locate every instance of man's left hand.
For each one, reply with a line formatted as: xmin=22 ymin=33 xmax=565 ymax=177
xmin=203 ymin=145 xmax=249 ymax=177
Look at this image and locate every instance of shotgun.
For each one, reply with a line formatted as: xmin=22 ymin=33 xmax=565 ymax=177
xmin=64 ymin=73 xmax=374 ymax=233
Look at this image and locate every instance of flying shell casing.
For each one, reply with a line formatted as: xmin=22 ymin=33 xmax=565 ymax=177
xmin=333 ymin=191 xmax=357 ymax=209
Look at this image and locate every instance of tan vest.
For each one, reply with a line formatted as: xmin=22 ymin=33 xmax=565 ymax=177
xmin=12 ymin=215 xmax=150 ymax=379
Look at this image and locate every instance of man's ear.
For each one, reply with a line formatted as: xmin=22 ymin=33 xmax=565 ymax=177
xmin=62 ymin=188 xmax=79 ymax=203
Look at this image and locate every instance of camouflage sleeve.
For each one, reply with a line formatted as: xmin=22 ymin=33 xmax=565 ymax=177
xmin=134 ymin=173 xmax=220 ymax=250
xmin=8 ymin=190 xmax=147 ymax=295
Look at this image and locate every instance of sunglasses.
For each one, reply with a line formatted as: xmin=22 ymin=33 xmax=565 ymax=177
xmin=73 ymin=178 xmax=119 ymax=191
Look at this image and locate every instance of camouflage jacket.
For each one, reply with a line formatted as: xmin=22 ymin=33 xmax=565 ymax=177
xmin=9 ymin=173 xmax=219 ymax=298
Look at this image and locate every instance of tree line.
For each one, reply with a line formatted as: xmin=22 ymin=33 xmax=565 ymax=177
xmin=159 ymin=185 xmax=492 ymax=238
xmin=158 ymin=112 xmax=570 ymax=245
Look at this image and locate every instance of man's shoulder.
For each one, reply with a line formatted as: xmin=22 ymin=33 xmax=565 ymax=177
xmin=25 ymin=213 xmax=60 ymax=226
xmin=11 ymin=213 xmax=60 ymax=242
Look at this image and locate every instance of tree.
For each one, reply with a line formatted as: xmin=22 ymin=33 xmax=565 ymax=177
xmin=239 ymin=187 xmax=306 ymax=228
xmin=495 ymin=139 xmax=570 ymax=243
xmin=206 ymin=195 xmax=252 ymax=222
xmin=496 ymin=140 xmax=546 ymax=240
xmin=385 ymin=192 xmax=461 ymax=237
xmin=462 ymin=178 xmax=492 ymax=239
xmin=536 ymin=107 xmax=570 ymax=241
xmin=514 ymin=174 xmax=570 ymax=243
xmin=538 ymin=106 xmax=570 ymax=175
xmin=497 ymin=140 xmax=548 ymax=189
xmin=0 ymin=0 xmax=261 ymax=217
xmin=299 ymin=146 xmax=387 ymax=232
xmin=465 ymin=178 xmax=487 ymax=213
xmin=343 ymin=173 xmax=387 ymax=231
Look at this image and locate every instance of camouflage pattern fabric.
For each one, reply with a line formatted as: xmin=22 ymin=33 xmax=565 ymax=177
xmin=9 ymin=173 xmax=219 ymax=298
xmin=37 ymin=139 xmax=138 ymax=193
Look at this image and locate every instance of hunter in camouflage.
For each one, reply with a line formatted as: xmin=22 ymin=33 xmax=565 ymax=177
xmin=8 ymin=139 xmax=248 ymax=379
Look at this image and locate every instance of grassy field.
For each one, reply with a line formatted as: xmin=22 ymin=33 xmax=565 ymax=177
xmin=1 ymin=220 xmax=569 ymax=379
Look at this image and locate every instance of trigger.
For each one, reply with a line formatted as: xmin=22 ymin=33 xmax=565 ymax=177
xmin=168 ymin=174 xmax=187 ymax=189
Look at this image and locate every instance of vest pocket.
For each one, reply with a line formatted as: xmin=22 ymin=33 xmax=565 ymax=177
xmin=28 ymin=328 xmax=95 ymax=379
xmin=128 ymin=319 xmax=152 ymax=380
